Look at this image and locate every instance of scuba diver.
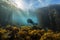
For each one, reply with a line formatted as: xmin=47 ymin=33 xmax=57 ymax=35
xmin=27 ymin=19 xmax=40 ymax=29
xmin=27 ymin=19 xmax=37 ymax=25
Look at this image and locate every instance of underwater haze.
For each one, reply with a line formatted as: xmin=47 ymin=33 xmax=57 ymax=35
xmin=0 ymin=0 xmax=60 ymax=26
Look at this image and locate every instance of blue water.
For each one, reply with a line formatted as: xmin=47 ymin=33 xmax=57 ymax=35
xmin=12 ymin=10 xmax=38 ymax=25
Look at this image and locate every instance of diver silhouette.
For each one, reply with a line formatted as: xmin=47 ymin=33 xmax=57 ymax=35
xmin=27 ymin=19 xmax=36 ymax=25
xmin=27 ymin=19 xmax=39 ymax=29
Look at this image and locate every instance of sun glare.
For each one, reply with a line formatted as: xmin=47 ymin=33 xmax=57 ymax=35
xmin=12 ymin=0 xmax=25 ymax=10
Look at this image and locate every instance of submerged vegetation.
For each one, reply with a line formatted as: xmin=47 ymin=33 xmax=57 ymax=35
xmin=0 ymin=25 xmax=60 ymax=40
